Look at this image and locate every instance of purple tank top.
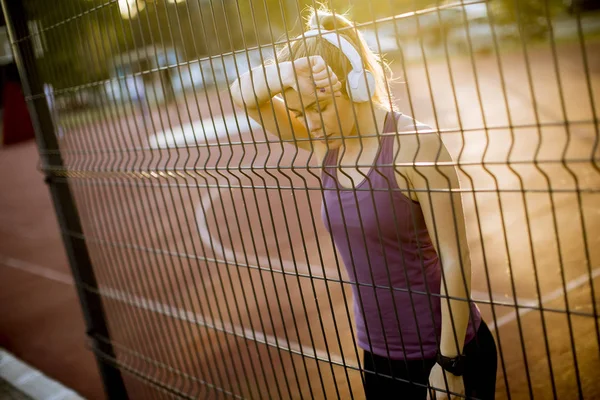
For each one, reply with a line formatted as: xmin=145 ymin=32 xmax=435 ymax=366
xmin=321 ymin=111 xmax=481 ymax=360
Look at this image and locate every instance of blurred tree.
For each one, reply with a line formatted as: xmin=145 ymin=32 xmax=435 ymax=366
xmin=19 ymin=0 xmax=568 ymax=91
xmin=491 ymin=0 xmax=564 ymax=40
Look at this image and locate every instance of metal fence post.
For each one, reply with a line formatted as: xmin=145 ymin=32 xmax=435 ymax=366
xmin=0 ymin=1 xmax=128 ymax=398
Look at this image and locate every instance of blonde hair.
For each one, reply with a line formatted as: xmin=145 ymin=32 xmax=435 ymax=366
xmin=276 ymin=6 xmax=395 ymax=111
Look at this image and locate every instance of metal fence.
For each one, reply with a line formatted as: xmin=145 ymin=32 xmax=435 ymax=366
xmin=2 ymin=0 xmax=599 ymax=398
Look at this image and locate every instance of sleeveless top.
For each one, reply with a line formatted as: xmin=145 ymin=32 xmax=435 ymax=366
xmin=321 ymin=111 xmax=481 ymax=360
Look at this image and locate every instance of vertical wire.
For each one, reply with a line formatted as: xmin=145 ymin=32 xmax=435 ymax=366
xmin=77 ymin=1 xmax=186 ymax=390
xmin=103 ymin=2 xmax=213 ymax=390
xmin=378 ymin=8 xmax=472 ymax=397
xmin=243 ymin=1 xmax=348 ymax=397
xmin=156 ymin=2 xmax=273 ymax=398
xmin=111 ymin=21 xmax=233 ymax=400
xmin=78 ymin=182 xmax=158 ymax=396
xmin=53 ymin=17 xmax=154 ymax=400
xmin=454 ymin=4 xmax=536 ymax=395
xmin=307 ymin=4 xmax=405 ymax=389
xmin=151 ymin=1 xmax=271 ymax=396
xmin=72 ymin=3 xmax=184 ymax=390
xmin=571 ymin=0 xmax=600 ymax=355
xmin=413 ymin=2 xmax=559 ymax=396
xmin=33 ymin=0 xmax=171 ymax=396
xmin=149 ymin=2 xmax=264 ymax=396
xmin=429 ymin=0 xmax=492 ymax=346
xmin=40 ymin=1 xmax=145 ymax=388
xmin=196 ymin=8 xmax=301 ymax=400
xmin=263 ymin=1 xmax=372 ymax=395
xmin=421 ymin=1 xmax=512 ymax=396
xmin=106 ymin=6 xmax=200 ymax=393
xmin=219 ymin=2 xmax=329 ymax=398
xmin=135 ymin=5 xmax=216 ymax=394
xmin=48 ymin=1 xmax=148 ymax=390
xmin=364 ymin=0 xmax=442 ymax=369
xmin=255 ymin=3 xmax=347 ymax=397
xmin=93 ymin=4 xmax=183 ymax=388
xmin=333 ymin=2 xmax=434 ymax=391
xmin=203 ymin=0 xmax=313 ymax=397
xmin=60 ymin=54 xmax=151 ymax=400
xmin=470 ymin=1 xmax=556 ymax=396
xmin=388 ymin=2 xmax=477 ymax=396
xmin=512 ymin=0 xmax=584 ymax=397
xmin=273 ymin=3 xmax=360 ymax=398
xmin=168 ymin=6 xmax=267 ymax=398
xmin=194 ymin=2 xmax=297 ymax=397
xmin=402 ymin=8 xmax=464 ymax=393
xmin=190 ymin=0 xmax=305 ymax=397
xmin=537 ymin=1 xmax=590 ymax=395
xmin=142 ymin=6 xmax=275 ymax=395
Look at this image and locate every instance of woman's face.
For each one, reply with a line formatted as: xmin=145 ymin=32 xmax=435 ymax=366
xmin=283 ymin=87 xmax=355 ymax=149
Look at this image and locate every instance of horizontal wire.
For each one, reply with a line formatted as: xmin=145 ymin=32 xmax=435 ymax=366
xmin=83 ymin=274 xmax=599 ymax=380
xmin=91 ymin=345 xmax=244 ymax=400
xmin=41 ymin=158 xmax=600 ymax=176
xmin=95 ymin=311 xmax=362 ymax=374
xmin=38 ymin=119 xmax=600 ymax=155
xmin=86 ymin=282 xmax=362 ymax=373
xmin=97 ymin=331 xmax=436 ymax=396
xmin=94 ymin=334 xmax=242 ymax=399
xmin=65 ymin=228 xmax=600 ymax=319
xmin=50 ymin=175 xmax=600 ymax=194
xmin=13 ymin=0 xmax=117 ymax=45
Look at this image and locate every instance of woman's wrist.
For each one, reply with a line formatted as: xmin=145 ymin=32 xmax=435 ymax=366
xmin=277 ymin=61 xmax=295 ymax=91
xmin=440 ymin=344 xmax=461 ymax=358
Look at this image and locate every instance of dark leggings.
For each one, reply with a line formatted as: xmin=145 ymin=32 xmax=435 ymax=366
xmin=363 ymin=321 xmax=498 ymax=400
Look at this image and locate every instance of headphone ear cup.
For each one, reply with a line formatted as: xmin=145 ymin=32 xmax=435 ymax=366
xmin=346 ymin=70 xmax=376 ymax=103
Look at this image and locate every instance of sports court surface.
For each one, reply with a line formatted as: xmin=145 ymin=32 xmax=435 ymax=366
xmin=1 ymin=42 xmax=599 ymax=399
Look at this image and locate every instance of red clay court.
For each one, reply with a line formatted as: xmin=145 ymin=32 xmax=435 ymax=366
xmin=1 ymin=41 xmax=599 ymax=399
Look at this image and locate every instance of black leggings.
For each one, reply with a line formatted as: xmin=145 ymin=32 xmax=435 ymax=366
xmin=363 ymin=321 xmax=498 ymax=400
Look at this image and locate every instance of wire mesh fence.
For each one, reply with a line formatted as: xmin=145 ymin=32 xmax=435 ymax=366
xmin=3 ymin=0 xmax=600 ymax=398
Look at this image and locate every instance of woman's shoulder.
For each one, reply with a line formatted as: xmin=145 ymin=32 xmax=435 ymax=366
xmin=393 ymin=112 xmax=434 ymax=134
xmin=391 ymin=113 xmax=447 ymax=165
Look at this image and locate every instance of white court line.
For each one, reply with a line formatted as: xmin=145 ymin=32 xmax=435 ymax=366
xmin=0 ymin=255 xmax=346 ymax=367
xmin=3 ymin=254 xmax=599 ymax=369
xmin=195 ymin=187 xmax=320 ymax=277
xmin=487 ymin=267 xmax=600 ymax=332
xmin=0 ymin=256 xmax=74 ymax=285
xmin=195 ymin=189 xmax=536 ymax=306
xmin=471 ymin=291 xmax=537 ymax=309
xmin=148 ymin=114 xmax=261 ymax=149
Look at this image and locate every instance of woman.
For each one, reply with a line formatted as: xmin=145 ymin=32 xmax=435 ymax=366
xmin=231 ymin=7 xmax=497 ymax=399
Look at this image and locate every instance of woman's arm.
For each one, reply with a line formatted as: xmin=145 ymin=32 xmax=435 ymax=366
xmin=407 ymin=132 xmax=472 ymax=357
xmin=405 ymin=132 xmax=471 ymax=399
xmin=230 ymin=62 xmax=312 ymax=150
xmin=230 ymin=57 xmax=341 ymax=151
xmin=230 ymin=62 xmax=292 ymax=110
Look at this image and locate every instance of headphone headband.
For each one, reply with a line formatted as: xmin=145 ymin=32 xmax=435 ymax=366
xmin=299 ymin=29 xmax=364 ymax=72
xmin=295 ymin=28 xmax=376 ymax=102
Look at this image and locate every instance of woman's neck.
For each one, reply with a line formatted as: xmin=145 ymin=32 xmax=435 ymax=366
xmin=340 ymin=105 xmax=390 ymax=153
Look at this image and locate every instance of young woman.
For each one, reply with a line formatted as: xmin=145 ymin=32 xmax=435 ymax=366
xmin=231 ymin=7 xmax=498 ymax=400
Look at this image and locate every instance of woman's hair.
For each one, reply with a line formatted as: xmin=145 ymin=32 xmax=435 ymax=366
xmin=275 ymin=5 xmax=395 ymax=111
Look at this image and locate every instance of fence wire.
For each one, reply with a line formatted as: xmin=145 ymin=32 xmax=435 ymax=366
xmin=4 ymin=0 xmax=600 ymax=398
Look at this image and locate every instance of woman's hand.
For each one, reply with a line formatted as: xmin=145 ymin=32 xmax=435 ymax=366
xmin=427 ymin=363 xmax=465 ymax=400
xmin=287 ymin=56 xmax=342 ymax=99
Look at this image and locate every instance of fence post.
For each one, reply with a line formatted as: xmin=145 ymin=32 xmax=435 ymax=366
xmin=0 ymin=1 xmax=129 ymax=398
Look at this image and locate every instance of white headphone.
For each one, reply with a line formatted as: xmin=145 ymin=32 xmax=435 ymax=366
xmin=298 ymin=28 xmax=376 ymax=103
